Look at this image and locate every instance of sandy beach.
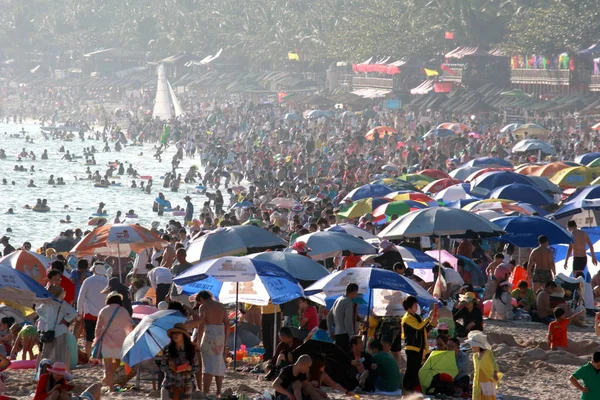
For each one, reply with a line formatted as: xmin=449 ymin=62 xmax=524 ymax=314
xmin=3 ymin=318 xmax=597 ymax=400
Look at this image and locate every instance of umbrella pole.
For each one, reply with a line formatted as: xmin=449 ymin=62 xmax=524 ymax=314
xmin=273 ymin=307 xmax=278 ymax=363
xmin=363 ymin=290 xmax=372 ymax=346
xmin=233 ymin=282 xmax=239 ymax=370
xmin=118 ymin=246 xmax=122 ymax=283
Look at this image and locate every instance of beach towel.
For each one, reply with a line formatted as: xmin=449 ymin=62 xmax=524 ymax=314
xmin=373 ymin=389 xmax=403 ymax=396
xmin=201 ymin=324 xmax=226 ymax=377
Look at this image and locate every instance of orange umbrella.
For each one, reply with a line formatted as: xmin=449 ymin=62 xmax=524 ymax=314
xmin=516 ymin=162 xmax=574 ymax=178
xmin=0 ymin=250 xmax=51 ymax=285
xmin=591 ymin=122 xmax=600 ymax=131
xmin=70 ymin=224 xmax=167 ymax=257
xmin=365 ymin=126 xmax=397 ymax=140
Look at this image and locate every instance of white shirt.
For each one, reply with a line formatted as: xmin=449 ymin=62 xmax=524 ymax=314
xmin=77 ymin=274 xmax=108 ymax=317
xmin=132 ymin=249 xmax=152 ymax=275
xmin=36 ymin=300 xmax=77 ymax=337
xmin=148 ymin=266 xmax=173 ymax=289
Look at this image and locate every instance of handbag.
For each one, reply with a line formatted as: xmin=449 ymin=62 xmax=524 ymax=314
xmin=40 ymin=304 xmax=62 ymax=344
xmin=90 ymin=306 xmax=120 ymax=359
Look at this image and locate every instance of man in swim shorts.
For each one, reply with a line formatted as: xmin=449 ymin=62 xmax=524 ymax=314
xmin=527 ymin=235 xmax=556 ymax=292
xmin=564 ymin=220 xmax=597 ymax=278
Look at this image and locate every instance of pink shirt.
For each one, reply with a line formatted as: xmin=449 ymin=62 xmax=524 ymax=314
xmin=94 ymin=304 xmax=132 ymax=350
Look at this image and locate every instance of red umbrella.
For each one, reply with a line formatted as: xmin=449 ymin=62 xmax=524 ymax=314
xmin=417 ymin=169 xmax=450 ymax=180
xmin=422 ymin=178 xmax=463 ymax=194
xmin=464 ymin=167 xmax=512 ymax=182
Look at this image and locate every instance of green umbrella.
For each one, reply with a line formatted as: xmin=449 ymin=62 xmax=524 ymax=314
xmin=242 ymin=219 xmax=265 ymax=227
xmin=418 ymin=350 xmax=459 ymax=392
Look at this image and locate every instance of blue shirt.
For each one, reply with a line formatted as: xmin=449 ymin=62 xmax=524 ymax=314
xmin=455 ymin=350 xmax=471 ymax=381
xmin=185 ymin=201 xmax=194 ymax=220
xmin=312 ymin=329 xmax=333 ymax=343
xmin=70 ymin=270 xmax=91 ymax=299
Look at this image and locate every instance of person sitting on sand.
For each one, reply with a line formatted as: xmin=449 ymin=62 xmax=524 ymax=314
xmin=570 ymin=351 xmax=600 ymax=399
xmin=33 ymin=361 xmax=102 ymax=400
xmin=265 ymin=327 xmax=303 ymax=380
xmin=453 ymin=292 xmax=483 ymax=337
xmin=489 ymin=281 xmax=514 ymax=320
xmin=273 ymin=355 xmax=312 ymax=400
xmin=511 ymin=280 xmax=536 ymax=312
xmin=447 ymin=337 xmax=471 ymax=392
xmin=548 ymin=306 xmax=586 ymax=351
xmin=303 ymin=354 xmax=355 ymax=399
xmin=534 ymin=281 xmax=557 ymax=324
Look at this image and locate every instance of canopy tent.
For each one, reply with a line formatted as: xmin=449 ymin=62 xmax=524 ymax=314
xmin=410 ymin=79 xmax=435 ymax=95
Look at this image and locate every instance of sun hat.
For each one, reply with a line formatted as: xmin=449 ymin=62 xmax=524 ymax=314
xmin=379 ymin=240 xmax=395 ymax=252
xmin=167 ymin=323 xmax=191 ymax=339
xmin=90 ymin=261 xmax=107 ymax=276
xmin=291 ymin=241 xmax=311 ymax=253
xmin=45 ymin=248 xmax=56 ymax=257
xmin=458 ymin=292 xmax=478 ymax=303
xmin=465 ymin=330 xmax=491 ymax=350
xmin=46 ymin=362 xmax=73 ymax=380
xmin=184 ymin=196 xmax=192 ymax=201
xmin=104 ymin=291 xmax=123 ymax=303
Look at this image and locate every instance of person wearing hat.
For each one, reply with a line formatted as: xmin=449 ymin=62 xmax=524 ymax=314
xmin=160 ymin=323 xmax=200 ymax=400
xmin=93 ymin=291 xmax=132 ymax=392
xmin=0 ymin=236 xmax=14 ymax=256
xmin=101 ymin=277 xmax=132 ymax=316
xmin=77 ymin=262 xmax=108 ymax=356
xmin=465 ymin=331 xmax=501 ymax=400
xmin=184 ymin=195 xmax=194 ymax=225
xmin=34 ymin=360 xmax=103 ymax=400
xmin=290 ymin=241 xmax=311 ymax=258
xmin=373 ymin=240 xmax=405 ymax=271
xmin=453 ymin=292 xmax=483 ymax=337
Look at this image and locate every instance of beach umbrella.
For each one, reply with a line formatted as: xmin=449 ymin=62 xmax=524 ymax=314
xmin=337 ymin=198 xmax=390 ymax=219
xmin=241 ymin=219 xmax=265 ymax=227
xmin=433 ymin=183 xmax=474 ymax=203
xmin=468 ymin=132 xmax=482 ymax=139
xmin=588 ymin=159 xmax=600 ymax=168
xmin=449 ymin=166 xmax=483 ymax=181
xmin=381 ymin=164 xmax=399 ymax=172
xmin=372 ymin=200 xmax=430 ymax=223
xmin=473 ymin=209 xmax=504 ymax=220
xmin=288 ymin=231 xmax=377 ymax=260
xmin=0 ymin=264 xmax=55 ymax=310
xmin=463 ymin=199 xmax=533 ymax=215
xmin=462 ymin=157 xmax=513 ymax=168
xmin=247 ymin=252 xmax=330 ymax=282
xmin=282 ymin=113 xmax=301 ymax=121
xmin=385 ymin=191 xmax=437 ymax=205
xmin=487 ymin=184 xmax=554 ymax=206
xmin=437 ymin=122 xmax=470 ymax=132
xmin=464 ymin=167 xmax=513 ymax=183
xmin=305 ymin=267 xmax=438 ymax=309
xmin=513 ymin=124 xmax=549 ymax=136
xmin=443 ymin=198 xmax=480 ymax=209
xmin=512 ymin=139 xmax=555 ymax=155
xmin=513 ymin=202 xmax=549 ymax=217
xmin=500 ymin=89 xmax=532 ymax=98
xmin=378 ymin=208 xmax=505 ymax=239
xmin=419 ymin=350 xmax=458 ymax=392
xmin=326 ymin=224 xmax=378 ymax=240
xmin=417 ymin=169 xmax=451 ymax=180
xmin=515 ymin=162 xmax=574 ymax=177
xmin=492 ymin=216 xmax=573 ymax=247
xmin=305 ymin=110 xmax=329 ymax=119
xmin=370 ymin=178 xmax=416 ymax=191
xmin=422 ymin=178 xmax=463 ymax=194
xmin=592 ymin=123 xmax=600 ymax=131
xmin=551 ymin=166 xmax=600 ymax=188
xmin=574 ymin=152 xmax=600 ymax=165
xmin=526 ymin=175 xmax=562 ymax=194
xmin=365 ymin=126 xmax=396 ymax=140
xmin=268 ymin=197 xmax=300 ymax=209
xmin=470 ymin=171 xmax=534 ymax=196
xmin=399 ymin=173 xmax=435 ymax=188
xmin=0 ymin=305 xmax=25 ymax=324
xmin=47 ymin=237 xmax=76 ymax=252
xmin=0 ymin=250 xmax=51 ymax=285
xmin=343 ymin=183 xmax=395 ymax=201
xmin=500 ymin=123 xmax=522 ymax=133
xmin=553 ymin=185 xmax=600 ymax=219
xmin=232 ymin=201 xmax=254 ymax=209
xmin=131 ymin=304 xmax=159 ymax=320
xmin=187 ymin=226 xmax=287 ymax=262
xmin=339 ymin=111 xmax=355 ymax=119
xmin=423 ymin=128 xmax=456 ymax=139
xmin=121 ymin=310 xmax=187 ymax=366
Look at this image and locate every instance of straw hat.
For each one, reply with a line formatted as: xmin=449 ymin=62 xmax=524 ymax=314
xmin=90 ymin=261 xmax=107 ymax=276
xmin=104 ymin=291 xmax=123 ymax=304
xmin=458 ymin=292 xmax=478 ymax=303
xmin=465 ymin=330 xmax=491 ymax=350
xmin=46 ymin=362 xmax=73 ymax=380
xmin=167 ymin=323 xmax=190 ymax=339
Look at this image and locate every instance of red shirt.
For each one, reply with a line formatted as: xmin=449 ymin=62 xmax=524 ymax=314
xmin=301 ymin=305 xmax=319 ymax=331
xmin=60 ymin=275 xmax=76 ymax=305
xmin=548 ymin=318 xmax=570 ymax=349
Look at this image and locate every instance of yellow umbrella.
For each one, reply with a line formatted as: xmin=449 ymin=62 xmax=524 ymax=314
xmin=513 ymin=124 xmax=549 ymax=137
xmin=550 ymin=166 xmax=600 ymax=188
xmin=337 ymin=198 xmax=376 ymax=219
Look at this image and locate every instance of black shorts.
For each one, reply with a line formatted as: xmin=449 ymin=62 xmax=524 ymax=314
xmin=573 ymin=256 xmax=587 ymax=273
xmin=84 ymin=318 xmax=97 ymax=342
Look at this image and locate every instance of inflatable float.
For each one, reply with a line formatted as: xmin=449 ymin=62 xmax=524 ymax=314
xmin=94 ymin=183 xmax=110 ymax=188
xmin=8 ymin=359 xmax=36 ymax=370
xmin=172 ymin=210 xmax=186 ymax=217
xmin=125 ymin=214 xmax=138 ymax=218
xmin=139 ymin=175 xmax=152 ymax=180
xmin=32 ymin=207 xmax=50 ymax=213
xmin=92 ymin=212 xmax=108 ymax=217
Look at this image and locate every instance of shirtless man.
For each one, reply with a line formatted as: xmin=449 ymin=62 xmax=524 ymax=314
xmin=196 ymin=290 xmax=229 ymax=395
xmin=527 ymin=235 xmax=556 ymax=292
xmin=564 ymin=221 xmax=597 ymax=278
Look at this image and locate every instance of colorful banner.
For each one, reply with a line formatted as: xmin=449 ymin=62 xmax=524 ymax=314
xmin=288 ymin=52 xmax=299 ymax=61
xmin=423 ymin=68 xmax=439 ymax=77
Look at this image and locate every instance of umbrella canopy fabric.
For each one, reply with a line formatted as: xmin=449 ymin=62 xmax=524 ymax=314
xmin=385 ymin=192 xmax=437 ymax=205
xmin=0 ymin=250 xmax=51 ymax=285
xmin=343 ymin=184 xmax=395 ymax=201
xmin=492 ymin=216 xmax=573 ymax=247
xmin=372 ymin=200 xmax=430 ymax=223
xmin=463 ymin=157 xmax=513 ymax=168
xmin=433 ymin=184 xmax=474 ymax=203
xmin=449 ymin=166 xmax=484 ymax=181
xmin=268 ymin=198 xmax=300 ymax=209
xmin=512 ymin=139 xmax=555 ymax=155
xmin=0 ymin=264 xmax=55 ymax=309
xmin=470 ymin=171 xmax=534 ymax=196
xmin=304 ymin=267 xmax=438 ymax=308
xmin=553 ymin=185 xmax=600 ymax=219
xmin=0 ymin=305 xmax=25 ymax=324
xmin=423 ymin=128 xmax=455 ymax=139
xmin=464 ymin=167 xmax=513 ymax=183
xmin=187 ymin=226 xmax=287 ymax=262
xmin=487 ymin=184 xmax=554 ymax=206
xmin=417 ymin=169 xmax=451 ymax=180
xmin=288 ymin=231 xmax=377 ymax=260
xmin=515 ymin=162 xmax=574 ymax=177
xmin=378 ymin=208 xmax=505 ymax=239
xmin=437 ymin=122 xmax=470 ymax=132
xmin=513 ymin=124 xmax=549 ymax=136
xmin=588 ymin=159 xmax=600 ymax=168
xmin=398 ymin=174 xmax=434 ymax=189
xmin=381 ymin=164 xmax=399 ymax=172
xmin=326 ymin=224 xmax=378 ymax=240
xmin=121 ymin=310 xmax=187 ymax=366
xmin=500 ymin=123 xmax=522 ymax=133
xmin=422 ymin=178 xmax=463 ymax=194
xmin=173 ymin=257 xmax=303 ymax=305
xmin=365 ymin=126 xmax=397 ymax=140
xmin=370 ymin=178 xmax=416 ymax=191
xmin=444 ymin=198 xmax=480 ymax=209
xmin=70 ymin=224 xmax=166 ymax=256
xmin=463 ymin=199 xmax=533 ymax=215
xmin=419 ymin=350 xmax=459 ymax=392
xmin=575 ymin=152 xmax=600 ymax=165
xmin=282 ymin=113 xmax=301 ymax=121
xmin=305 ymin=110 xmax=330 ymax=119
xmin=550 ymin=166 xmax=600 ymax=188
xmin=526 ymin=175 xmax=562 ymax=194
xmin=337 ymin=197 xmax=390 ymax=219
xmin=248 ymin=252 xmax=330 ymax=281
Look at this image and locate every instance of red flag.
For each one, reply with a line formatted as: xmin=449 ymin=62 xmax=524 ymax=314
xmin=440 ymin=64 xmax=457 ymax=76
xmin=277 ymin=92 xmax=288 ymax=103
xmin=445 ymin=31 xmax=454 ymax=40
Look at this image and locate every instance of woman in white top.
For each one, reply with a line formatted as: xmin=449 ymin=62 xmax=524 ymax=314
xmin=36 ymin=285 xmax=77 ymax=368
xmin=489 ymin=281 xmax=514 ymax=320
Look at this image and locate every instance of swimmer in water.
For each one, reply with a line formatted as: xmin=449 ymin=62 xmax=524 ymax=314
xmin=27 ymin=179 xmax=36 ymax=188
xmin=131 ymin=180 xmax=137 ymax=189
xmin=2 ymin=179 xmax=6 ymax=185
xmin=114 ymin=211 xmax=122 ymax=224
xmin=97 ymin=202 xmax=106 ymax=215
xmin=6 ymin=208 xmax=14 ymax=214
xmin=60 ymin=215 xmax=72 ymax=223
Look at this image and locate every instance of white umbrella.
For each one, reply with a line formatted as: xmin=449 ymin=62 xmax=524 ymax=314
xmin=268 ymin=198 xmax=300 ymax=209
xmin=512 ymin=139 xmax=555 ymax=155
xmin=325 ymin=223 xmax=378 ymax=240
xmin=448 ymin=166 xmax=483 ymax=181
xmin=247 ymin=252 xmax=330 ymax=281
xmin=288 ymin=231 xmax=377 ymax=260
xmin=382 ymin=164 xmax=399 ymax=172
xmin=433 ymin=184 xmax=473 ymax=202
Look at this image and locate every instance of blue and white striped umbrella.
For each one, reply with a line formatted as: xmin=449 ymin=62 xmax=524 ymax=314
xmin=0 ymin=264 xmax=54 ymax=308
xmin=343 ymin=184 xmax=395 ymax=201
xmin=121 ymin=310 xmax=187 ymax=366
xmin=173 ymin=257 xmax=304 ymax=305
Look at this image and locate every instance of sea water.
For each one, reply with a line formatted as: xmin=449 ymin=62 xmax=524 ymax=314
xmin=0 ymin=122 xmax=209 ymax=248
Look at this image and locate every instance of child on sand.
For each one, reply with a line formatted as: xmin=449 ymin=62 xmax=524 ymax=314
xmin=547 ymin=307 xmax=586 ymax=351
xmin=465 ymin=331 xmax=501 ymax=400
xmin=569 ymin=351 xmax=600 ymax=399
xmin=9 ymin=323 xmax=39 ymax=360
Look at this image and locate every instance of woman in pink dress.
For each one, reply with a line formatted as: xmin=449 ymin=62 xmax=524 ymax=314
xmin=93 ymin=291 xmax=132 ymax=391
